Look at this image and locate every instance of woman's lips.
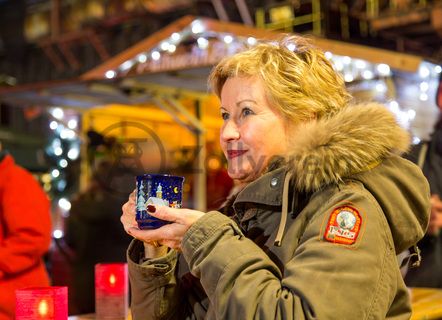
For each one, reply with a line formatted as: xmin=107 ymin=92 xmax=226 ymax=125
xmin=227 ymin=150 xmax=248 ymax=159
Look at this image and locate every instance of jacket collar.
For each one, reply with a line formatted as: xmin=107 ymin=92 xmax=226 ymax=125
xmin=286 ymin=102 xmax=410 ymax=192
xmin=233 ymin=167 xmax=286 ymax=209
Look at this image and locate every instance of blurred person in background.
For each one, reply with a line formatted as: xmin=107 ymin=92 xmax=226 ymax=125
xmin=0 ymin=142 xmax=51 ymax=320
xmin=64 ymin=159 xmax=131 ymax=314
xmin=121 ymin=35 xmax=430 ymax=319
xmin=405 ymin=74 xmax=442 ymax=288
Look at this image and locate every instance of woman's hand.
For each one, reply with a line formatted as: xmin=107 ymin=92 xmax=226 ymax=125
xmin=121 ymin=189 xmax=205 ymax=252
xmin=128 ymin=205 xmax=205 ymax=250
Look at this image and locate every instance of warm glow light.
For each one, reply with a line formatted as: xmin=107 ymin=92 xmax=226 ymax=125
xmin=38 ymin=299 xmax=49 ymax=317
xmin=109 ymin=274 xmax=116 ymax=286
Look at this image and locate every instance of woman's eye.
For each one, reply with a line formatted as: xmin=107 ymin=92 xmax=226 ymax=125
xmin=242 ymin=108 xmax=254 ymax=117
xmin=221 ymin=112 xmax=229 ymax=120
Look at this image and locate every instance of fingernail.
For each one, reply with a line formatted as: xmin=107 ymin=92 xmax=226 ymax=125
xmin=147 ymin=205 xmax=156 ymax=213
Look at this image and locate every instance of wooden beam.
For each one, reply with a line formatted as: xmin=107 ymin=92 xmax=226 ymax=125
xmin=431 ymin=5 xmax=442 ymax=37
xmin=371 ymin=9 xmax=430 ymax=30
xmin=313 ymin=37 xmax=421 ymax=72
xmin=81 ymin=16 xmax=196 ymax=80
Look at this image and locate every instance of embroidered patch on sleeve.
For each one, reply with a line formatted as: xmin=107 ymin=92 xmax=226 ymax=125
xmin=324 ymin=206 xmax=362 ymax=245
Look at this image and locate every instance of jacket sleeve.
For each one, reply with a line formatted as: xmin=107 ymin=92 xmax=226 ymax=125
xmin=128 ymin=239 xmax=187 ymax=320
xmin=181 ymin=187 xmax=407 ymax=319
xmin=0 ymin=168 xmax=51 ymax=278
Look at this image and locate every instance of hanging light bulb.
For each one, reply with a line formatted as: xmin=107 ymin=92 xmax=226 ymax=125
xmin=419 ymin=65 xmax=430 ymax=78
xmin=137 ymin=54 xmax=147 ymax=63
xmin=191 ymin=20 xmax=204 ymax=34
xmin=362 ymin=70 xmax=374 ymax=80
xmin=247 ymin=37 xmax=257 ymax=46
xmin=151 ymin=51 xmax=161 ymax=61
xmin=377 ymin=64 xmax=391 ymax=76
xmin=105 ymin=70 xmax=116 ymax=79
xmin=67 ymin=119 xmax=78 ymax=129
xmin=167 ymin=44 xmax=176 ymax=53
xmin=343 ymin=56 xmax=352 ymax=65
xmin=51 ymin=108 xmax=64 ymax=120
xmin=344 ymin=73 xmax=354 ymax=82
xmin=171 ymin=32 xmax=181 ymax=42
xmin=223 ymin=35 xmax=233 ymax=44
xmin=419 ymin=82 xmax=429 ymax=92
xmin=120 ymin=60 xmax=133 ymax=71
xmin=197 ymin=37 xmax=209 ymax=49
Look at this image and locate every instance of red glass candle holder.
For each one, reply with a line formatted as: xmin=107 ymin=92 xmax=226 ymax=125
xmin=95 ymin=263 xmax=128 ymax=319
xmin=15 ymin=286 xmax=68 ymax=320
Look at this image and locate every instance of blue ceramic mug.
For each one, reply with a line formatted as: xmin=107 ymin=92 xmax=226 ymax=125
xmin=135 ymin=174 xmax=185 ymax=229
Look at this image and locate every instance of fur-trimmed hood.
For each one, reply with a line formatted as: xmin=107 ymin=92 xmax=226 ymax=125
xmin=285 ymin=102 xmax=429 ymax=252
xmin=288 ymin=102 xmax=410 ymax=192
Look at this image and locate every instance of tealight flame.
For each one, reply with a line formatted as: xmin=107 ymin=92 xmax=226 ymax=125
xmin=109 ymin=274 xmax=116 ymax=286
xmin=38 ymin=299 xmax=49 ymax=317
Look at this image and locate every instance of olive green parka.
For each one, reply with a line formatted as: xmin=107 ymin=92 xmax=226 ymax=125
xmin=127 ymin=103 xmax=430 ymax=319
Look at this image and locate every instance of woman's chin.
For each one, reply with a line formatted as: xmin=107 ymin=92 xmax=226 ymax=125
xmin=227 ymin=166 xmax=257 ymax=183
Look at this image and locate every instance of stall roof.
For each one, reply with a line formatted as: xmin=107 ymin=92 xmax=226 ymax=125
xmin=0 ymin=15 xmax=424 ymax=108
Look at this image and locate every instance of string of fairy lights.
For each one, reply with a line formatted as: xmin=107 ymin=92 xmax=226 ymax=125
xmin=45 ymin=18 xmax=441 ymax=237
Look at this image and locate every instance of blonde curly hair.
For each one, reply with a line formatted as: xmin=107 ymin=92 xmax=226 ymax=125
xmin=208 ymin=35 xmax=351 ymax=122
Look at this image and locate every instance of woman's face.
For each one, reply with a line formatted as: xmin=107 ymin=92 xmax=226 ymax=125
xmin=219 ymin=76 xmax=290 ymax=183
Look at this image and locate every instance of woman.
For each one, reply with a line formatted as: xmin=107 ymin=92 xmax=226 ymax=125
xmin=121 ymin=35 xmax=430 ymax=319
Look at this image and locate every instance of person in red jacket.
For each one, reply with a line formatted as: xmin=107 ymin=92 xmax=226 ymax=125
xmin=0 ymin=146 xmax=52 ymax=320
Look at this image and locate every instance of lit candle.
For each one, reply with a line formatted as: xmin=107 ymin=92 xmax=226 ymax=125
xmin=95 ymin=263 xmax=128 ymax=319
xmin=15 ymin=286 xmax=67 ymax=320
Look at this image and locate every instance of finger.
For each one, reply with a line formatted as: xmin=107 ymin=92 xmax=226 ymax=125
xmin=148 ymin=205 xmax=181 ymax=223
xmin=129 ymin=189 xmax=137 ymax=201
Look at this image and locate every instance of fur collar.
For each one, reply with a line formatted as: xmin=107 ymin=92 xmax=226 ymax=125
xmin=287 ymin=103 xmax=410 ymax=191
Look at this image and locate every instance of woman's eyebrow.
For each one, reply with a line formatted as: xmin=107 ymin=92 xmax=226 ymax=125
xmin=236 ymin=99 xmax=257 ymax=106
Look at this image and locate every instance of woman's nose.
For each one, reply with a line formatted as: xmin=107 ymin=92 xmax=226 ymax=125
xmin=221 ymin=120 xmax=240 ymax=142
